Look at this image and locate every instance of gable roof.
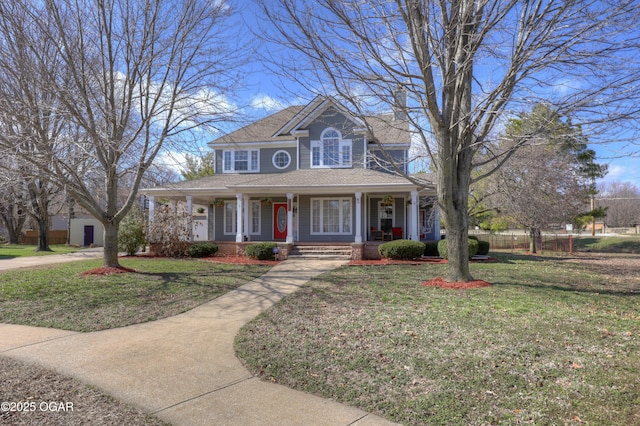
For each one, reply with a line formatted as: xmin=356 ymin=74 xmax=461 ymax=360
xmin=209 ymin=105 xmax=305 ymax=145
xmin=272 ymin=96 xmax=366 ymax=137
xmin=208 ymin=97 xmax=411 ymax=147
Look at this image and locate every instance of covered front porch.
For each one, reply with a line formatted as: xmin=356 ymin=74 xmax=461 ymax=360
xmin=140 ymin=169 xmax=440 ymax=256
xmin=144 ymin=190 xmax=439 ymax=245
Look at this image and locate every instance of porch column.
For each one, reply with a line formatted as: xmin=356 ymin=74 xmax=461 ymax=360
xmin=410 ymin=191 xmax=419 ymax=240
xmin=148 ymin=196 xmax=155 ymax=223
xmin=355 ymin=191 xmax=362 ymax=243
xmin=243 ymin=195 xmax=250 ymax=241
xmin=286 ymin=192 xmax=294 ymax=243
xmin=235 ymin=193 xmax=243 ymax=242
xmin=186 ymin=196 xmax=193 ymax=241
xmin=169 ymin=199 xmax=177 ymax=213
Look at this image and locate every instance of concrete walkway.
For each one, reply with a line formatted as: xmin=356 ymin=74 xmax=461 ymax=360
xmin=0 ymin=247 xmax=104 ymax=271
xmin=0 ymin=258 xmax=398 ymax=426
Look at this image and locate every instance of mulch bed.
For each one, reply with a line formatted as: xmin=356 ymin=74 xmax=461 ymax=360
xmin=421 ymin=277 xmax=492 ymax=289
xmin=79 ymin=256 xmax=280 ymax=276
xmin=80 ymin=266 xmax=139 ymax=276
xmin=348 ymin=257 xmax=495 ymax=289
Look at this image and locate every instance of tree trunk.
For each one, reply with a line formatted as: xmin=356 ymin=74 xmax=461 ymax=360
xmin=5 ymin=218 xmax=23 ymax=244
xmin=35 ymin=218 xmax=51 ymax=252
xmin=1 ymin=204 xmax=26 ymax=244
xmin=529 ymin=228 xmax=540 ymax=254
xmin=103 ymin=220 xmax=121 ymax=268
xmin=7 ymin=227 xmax=21 ymax=245
xmin=438 ymin=158 xmax=474 ymax=282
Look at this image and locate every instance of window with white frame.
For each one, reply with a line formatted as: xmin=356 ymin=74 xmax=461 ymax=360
xmin=250 ymin=200 xmax=261 ymax=234
xmin=223 ymin=149 xmax=259 ymax=173
xmin=311 ymin=198 xmax=352 ymax=234
xmin=311 ymin=128 xmax=352 ymax=168
xmin=224 ymin=200 xmax=261 ymax=235
xmin=272 ymin=150 xmax=291 ymax=169
xmin=224 ymin=201 xmax=236 ymax=234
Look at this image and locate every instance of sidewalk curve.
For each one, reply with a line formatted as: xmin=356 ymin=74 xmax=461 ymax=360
xmin=1 ymin=259 xmax=398 ymax=426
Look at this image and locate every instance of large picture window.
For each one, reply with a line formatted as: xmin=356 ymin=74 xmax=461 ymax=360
xmin=311 ymin=128 xmax=352 ymax=168
xmin=311 ymin=198 xmax=352 ymax=235
xmin=223 ymin=149 xmax=259 ymax=173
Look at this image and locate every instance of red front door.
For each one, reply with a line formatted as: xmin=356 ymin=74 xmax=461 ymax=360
xmin=273 ymin=203 xmax=288 ymax=240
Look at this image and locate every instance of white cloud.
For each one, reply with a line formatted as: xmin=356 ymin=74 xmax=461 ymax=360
xmin=250 ymin=94 xmax=288 ymax=112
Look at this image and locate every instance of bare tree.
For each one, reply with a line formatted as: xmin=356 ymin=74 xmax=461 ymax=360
xmin=260 ymin=0 xmax=640 ymax=281
xmin=484 ymin=104 xmax=606 ymax=252
xmin=0 ymin=159 xmax=27 ymax=244
xmin=0 ymin=0 xmax=242 ymax=267
xmin=597 ymin=181 xmax=640 ymax=227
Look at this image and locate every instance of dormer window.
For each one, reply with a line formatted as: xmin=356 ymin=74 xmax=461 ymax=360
xmin=311 ymin=128 xmax=352 ymax=168
xmin=223 ymin=149 xmax=259 ymax=173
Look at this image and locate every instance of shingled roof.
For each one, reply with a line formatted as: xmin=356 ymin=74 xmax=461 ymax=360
xmin=142 ymin=169 xmax=435 ymax=199
xmin=209 ymin=105 xmax=305 ymax=145
xmin=208 ymin=98 xmax=411 ymax=146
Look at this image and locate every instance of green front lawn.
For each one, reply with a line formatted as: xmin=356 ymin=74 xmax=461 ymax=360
xmin=236 ymin=253 xmax=640 ymax=425
xmin=0 ymin=244 xmax=81 ymax=259
xmin=0 ymin=258 xmax=271 ymax=331
xmin=573 ymin=235 xmax=640 ymax=254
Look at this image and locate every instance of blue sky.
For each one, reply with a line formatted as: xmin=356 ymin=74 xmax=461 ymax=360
xmin=164 ymin=1 xmax=640 ymax=189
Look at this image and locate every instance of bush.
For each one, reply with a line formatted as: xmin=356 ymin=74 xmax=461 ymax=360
xmin=187 ymin=242 xmax=218 ymax=258
xmin=424 ymin=241 xmax=440 ymax=256
xmin=147 ymin=206 xmax=192 ymax=257
xmin=477 ymin=240 xmax=491 ymax=256
xmin=246 ymin=242 xmax=278 ymax=260
xmin=118 ymin=208 xmax=146 ymax=256
xmin=378 ymin=240 xmax=425 ymax=260
xmin=437 ymin=239 xmax=478 ymax=260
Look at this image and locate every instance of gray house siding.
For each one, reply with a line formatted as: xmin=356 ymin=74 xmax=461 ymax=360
xmin=260 ymin=147 xmax=297 ymax=173
xmin=368 ymin=149 xmax=408 ymax=174
xmin=213 ymin=147 xmax=297 ymax=174
xmin=298 ymin=106 xmax=366 ymax=170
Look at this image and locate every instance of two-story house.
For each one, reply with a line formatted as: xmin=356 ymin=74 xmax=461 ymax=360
xmin=141 ymin=96 xmax=439 ymax=258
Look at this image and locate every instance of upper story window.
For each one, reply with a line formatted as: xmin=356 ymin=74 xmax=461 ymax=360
xmin=223 ymin=149 xmax=259 ymax=173
xmin=272 ymin=150 xmax=291 ymax=169
xmin=311 ymin=128 xmax=352 ymax=168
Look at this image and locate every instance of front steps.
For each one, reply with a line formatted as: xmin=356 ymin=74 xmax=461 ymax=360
xmin=287 ymin=245 xmax=352 ymax=260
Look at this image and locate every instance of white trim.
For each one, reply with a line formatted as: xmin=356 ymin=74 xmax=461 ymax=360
xmin=286 ymin=193 xmax=294 ymax=243
xmin=249 ymin=200 xmax=261 ymax=235
xmin=272 ymin=150 xmax=292 ymax=169
xmin=310 ymin=128 xmax=352 ymax=168
xmin=223 ymin=149 xmax=260 ymax=173
xmin=209 ymin=140 xmax=296 ymax=149
xmin=274 ymin=96 xmax=365 ymax=137
xmin=310 ymin=197 xmax=353 ymax=235
xmin=355 ymin=192 xmax=362 ymax=243
xmin=235 ymin=193 xmax=243 ymax=242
